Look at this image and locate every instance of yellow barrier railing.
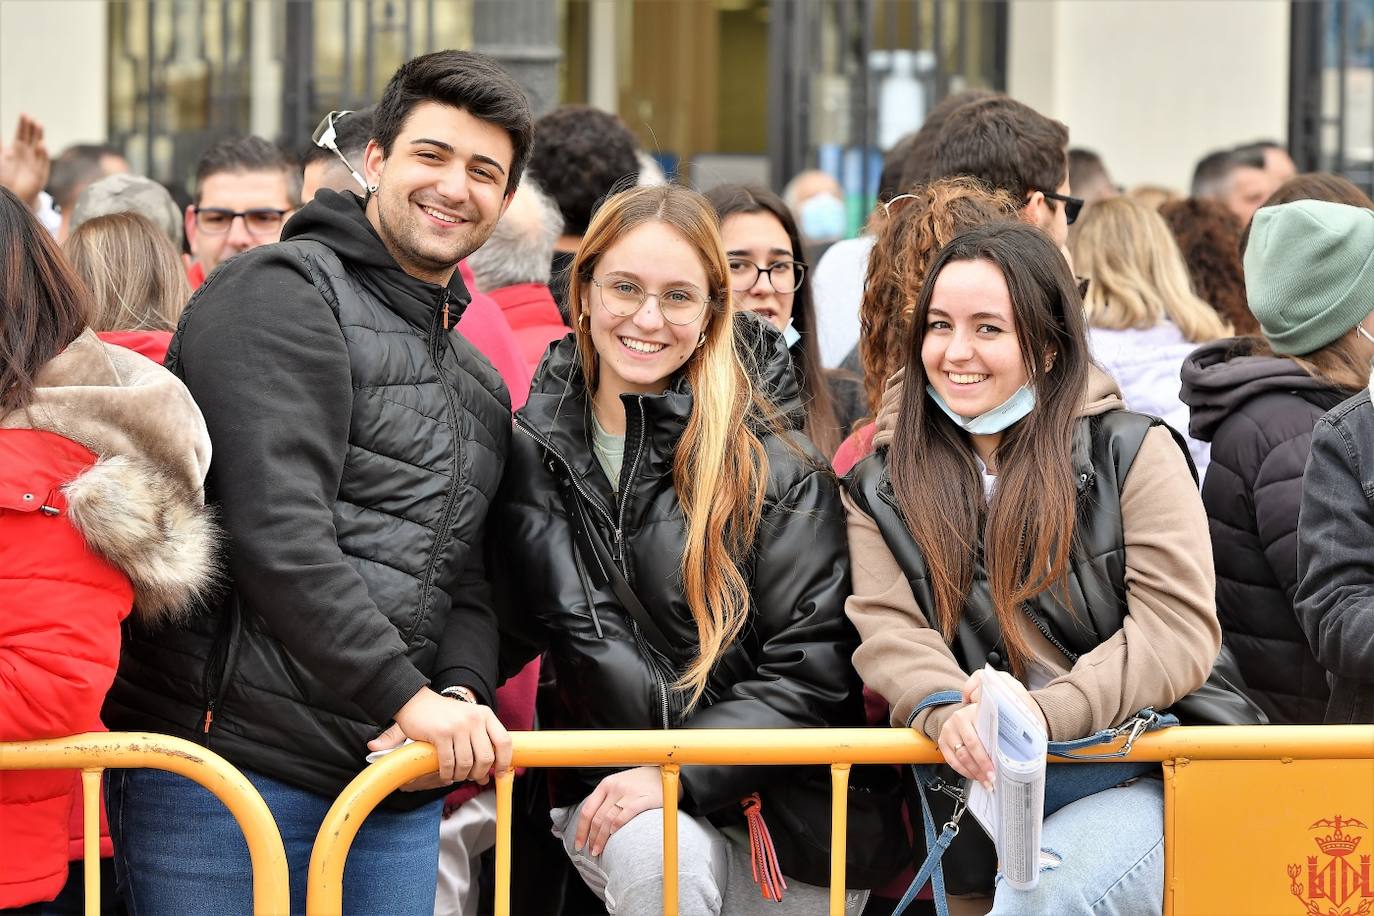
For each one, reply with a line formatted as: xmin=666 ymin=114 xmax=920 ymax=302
xmin=306 ymin=725 xmax=1374 ymax=916
xmin=0 ymin=732 xmax=291 ymax=916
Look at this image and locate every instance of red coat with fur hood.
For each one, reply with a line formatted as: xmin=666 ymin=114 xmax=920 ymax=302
xmin=0 ymin=331 xmax=216 ymax=908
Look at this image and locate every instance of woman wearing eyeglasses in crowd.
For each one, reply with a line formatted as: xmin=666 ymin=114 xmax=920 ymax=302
xmin=844 ymin=222 xmax=1259 ymax=914
xmin=706 ymin=183 xmax=864 ymax=458
xmin=492 ymin=184 xmax=868 ymax=914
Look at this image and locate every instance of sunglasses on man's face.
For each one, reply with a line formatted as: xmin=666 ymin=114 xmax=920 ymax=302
xmin=1041 ymin=190 xmax=1085 ymax=225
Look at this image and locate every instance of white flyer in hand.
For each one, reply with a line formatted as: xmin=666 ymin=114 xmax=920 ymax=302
xmin=965 ymin=665 xmax=1048 ymax=891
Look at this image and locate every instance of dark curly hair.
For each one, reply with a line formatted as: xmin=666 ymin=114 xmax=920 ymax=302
xmin=527 ymin=105 xmax=641 ymax=236
xmin=858 ymin=177 xmax=1018 ymax=421
xmin=1157 ymin=198 xmax=1255 ymax=335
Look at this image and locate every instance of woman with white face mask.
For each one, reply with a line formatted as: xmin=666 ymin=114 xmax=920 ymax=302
xmin=844 ymin=222 xmax=1261 ymax=915
xmin=1179 ymin=197 xmax=1374 ymax=727
xmin=706 ymin=184 xmax=864 ymax=458
xmin=492 ymin=185 xmax=877 ymax=914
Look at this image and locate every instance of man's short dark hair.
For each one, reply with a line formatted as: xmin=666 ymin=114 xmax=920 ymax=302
xmin=924 ymin=96 xmax=1069 ymax=205
xmin=526 ymin=105 xmax=641 ymax=236
xmin=1191 ymin=149 xmax=1238 ymax=198
xmin=47 ymin=144 xmax=124 ymax=210
xmin=877 ymin=133 xmax=916 ymax=204
xmin=194 ymin=135 xmax=301 ymax=206
xmin=1068 ymin=148 xmax=1108 ymax=195
xmin=900 ymin=88 xmax=1001 ymax=190
xmin=372 ymin=50 xmax=533 ymax=193
xmin=302 ymin=106 xmax=376 ymax=168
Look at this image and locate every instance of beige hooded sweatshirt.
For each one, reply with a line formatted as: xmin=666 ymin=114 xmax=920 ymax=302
xmin=844 ymin=366 xmax=1221 ymax=742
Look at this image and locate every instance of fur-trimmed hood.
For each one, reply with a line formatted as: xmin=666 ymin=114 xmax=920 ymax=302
xmin=1 ymin=330 xmax=218 ymax=623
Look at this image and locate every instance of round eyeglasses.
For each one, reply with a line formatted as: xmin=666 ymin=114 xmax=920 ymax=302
xmin=727 ymin=259 xmax=806 ymax=295
xmin=591 ymin=277 xmax=711 ymax=326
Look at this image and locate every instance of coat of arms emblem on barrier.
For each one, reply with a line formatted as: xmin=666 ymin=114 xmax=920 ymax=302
xmin=1288 ymin=815 xmax=1374 ymax=915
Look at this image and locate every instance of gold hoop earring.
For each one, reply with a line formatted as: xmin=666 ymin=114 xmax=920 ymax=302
xmin=578 ymin=312 xmax=589 ymax=332
xmin=696 ymin=332 xmax=706 ymax=349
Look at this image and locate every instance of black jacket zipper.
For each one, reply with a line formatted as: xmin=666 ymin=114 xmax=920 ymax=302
xmin=516 ymin=410 xmax=673 ymax=729
xmin=201 ymin=597 xmax=244 ymax=740
xmin=410 ymin=289 xmax=464 ymax=642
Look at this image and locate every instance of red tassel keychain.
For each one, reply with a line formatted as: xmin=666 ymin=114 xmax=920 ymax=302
xmin=740 ymin=793 xmax=788 ymax=901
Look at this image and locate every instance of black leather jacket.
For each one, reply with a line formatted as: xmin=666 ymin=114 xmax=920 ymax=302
xmin=105 ymin=192 xmax=510 ymax=805
xmin=493 ymin=318 xmax=863 ymax=814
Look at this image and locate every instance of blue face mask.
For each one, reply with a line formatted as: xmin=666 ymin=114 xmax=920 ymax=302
xmin=799 ymin=193 xmax=847 ymax=242
xmin=926 ymin=383 xmax=1036 ymax=435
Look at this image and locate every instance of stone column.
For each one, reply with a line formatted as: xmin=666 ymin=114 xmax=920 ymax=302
xmin=472 ymin=0 xmax=562 ymax=118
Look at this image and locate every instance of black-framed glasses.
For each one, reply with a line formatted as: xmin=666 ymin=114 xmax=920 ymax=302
xmin=1042 ymin=190 xmax=1085 ymax=225
xmin=192 ymin=206 xmax=292 ymax=236
xmin=311 ymin=109 xmax=369 ymax=192
xmin=727 ymin=259 xmax=806 ymax=295
xmin=590 ymin=277 xmax=712 ymax=326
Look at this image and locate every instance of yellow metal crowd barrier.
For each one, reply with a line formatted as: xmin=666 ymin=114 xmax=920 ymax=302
xmin=0 ymin=732 xmax=291 ymax=916
xmin=307 ymin=725 xmax=1374 ymax=916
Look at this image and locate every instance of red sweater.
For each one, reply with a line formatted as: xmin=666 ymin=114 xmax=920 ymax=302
xmin=487 ymin=282 xmax=570 ymax=378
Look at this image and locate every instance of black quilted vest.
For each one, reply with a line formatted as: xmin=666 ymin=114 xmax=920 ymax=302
xmin=849 ymin=411 xmax=1173 ymax=677
xmin=106 ymin=239 xmax=510 ymax=801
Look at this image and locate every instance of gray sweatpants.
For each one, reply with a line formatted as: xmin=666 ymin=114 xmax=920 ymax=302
xmin=551 ymin=800 xmax=869 ymax=915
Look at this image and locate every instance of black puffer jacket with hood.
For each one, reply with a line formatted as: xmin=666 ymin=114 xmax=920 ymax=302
xmin=1180 ymin=338 xmax=1354 ymax=724
xmin=105 ymin=190 xmax=510 ymax=805
xmin=493 ymin=316 xmax=863 ymax=815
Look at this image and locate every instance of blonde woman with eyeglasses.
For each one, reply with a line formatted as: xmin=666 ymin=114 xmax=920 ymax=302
xmin=491 ymin=184 xmax=876 ymax=914
xmin=1069 ymin=196 xmax=1230 ymax=478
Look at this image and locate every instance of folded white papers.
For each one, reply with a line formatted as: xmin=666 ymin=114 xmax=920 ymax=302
xmin=966 ymin=665 xmax=1048 ymax=891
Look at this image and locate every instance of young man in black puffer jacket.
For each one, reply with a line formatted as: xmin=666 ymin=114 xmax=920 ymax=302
xmin=104 ymin=51 xmax=531 ymax=914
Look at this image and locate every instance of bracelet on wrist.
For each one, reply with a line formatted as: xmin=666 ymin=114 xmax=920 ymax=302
xmin=440 ymin=685 xmax=478 ymax=704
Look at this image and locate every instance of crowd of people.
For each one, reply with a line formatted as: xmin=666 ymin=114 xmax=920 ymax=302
xmin=1 ymin=47 xmax=1370 ymax=916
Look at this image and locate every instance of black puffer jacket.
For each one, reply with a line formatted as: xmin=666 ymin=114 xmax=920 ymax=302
xmin=493 ymin=318 xmax=863 ymax=814
xmin=1181 ymin=339 xmax=1353 ymax=723
xmin=105 ymin=191 xmax=510 ymax=804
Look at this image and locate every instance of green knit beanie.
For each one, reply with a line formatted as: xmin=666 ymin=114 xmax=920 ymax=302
xmin=1243 ymin=199 xmax=1374 ymax=355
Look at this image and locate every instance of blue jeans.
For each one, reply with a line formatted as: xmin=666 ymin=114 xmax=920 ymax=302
xmin=989 ymin=776 xmax=1163 ymax=915
xmin=107 ymin=766 xmax=441 ymax=916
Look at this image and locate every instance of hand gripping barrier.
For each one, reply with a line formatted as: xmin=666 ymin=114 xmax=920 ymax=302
xmin=306 ymin=725 xmax=1374 ymax=916
xmin=0 ymin=732 xmax=291 ymax=916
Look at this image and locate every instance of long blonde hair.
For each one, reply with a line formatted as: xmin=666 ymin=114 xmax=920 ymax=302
xmin=64 ymin=212 xmax=190 ymax=333
xmin=1071 ymin=196 xmax=1231 ymax=342
xmin=568 ymin=185 xmax=773 ymax=710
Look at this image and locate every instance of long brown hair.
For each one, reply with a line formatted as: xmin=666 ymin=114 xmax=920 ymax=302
xmin=568 ymin=185 xmax=775 ymax=709
xmin=859 ymin=177 xmax=1018 ymax=421
xmin=0 ymin=187 xmax=89 ymax=413
xmin=64 ymin=212 xmax=191 ymax=333
xmin=704 ymin=183 xmax=843 ymax=456
xmin=889 ymin=222 xmax=1091 ymax=676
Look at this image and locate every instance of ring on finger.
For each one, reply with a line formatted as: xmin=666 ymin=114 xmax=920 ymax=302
xmin=952 ymin=742 xmax=965 ymax=752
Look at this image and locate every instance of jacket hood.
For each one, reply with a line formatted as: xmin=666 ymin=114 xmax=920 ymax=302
xmin=870 ymin=364 xmax=1124 ymax=449
xmin=283 ymin=189 xmax=471 ymax=330
xmin=0 ymin=330 xmax=219 ymax=623
xmin=1180 ymin=337 xmax=1345 ymax=442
